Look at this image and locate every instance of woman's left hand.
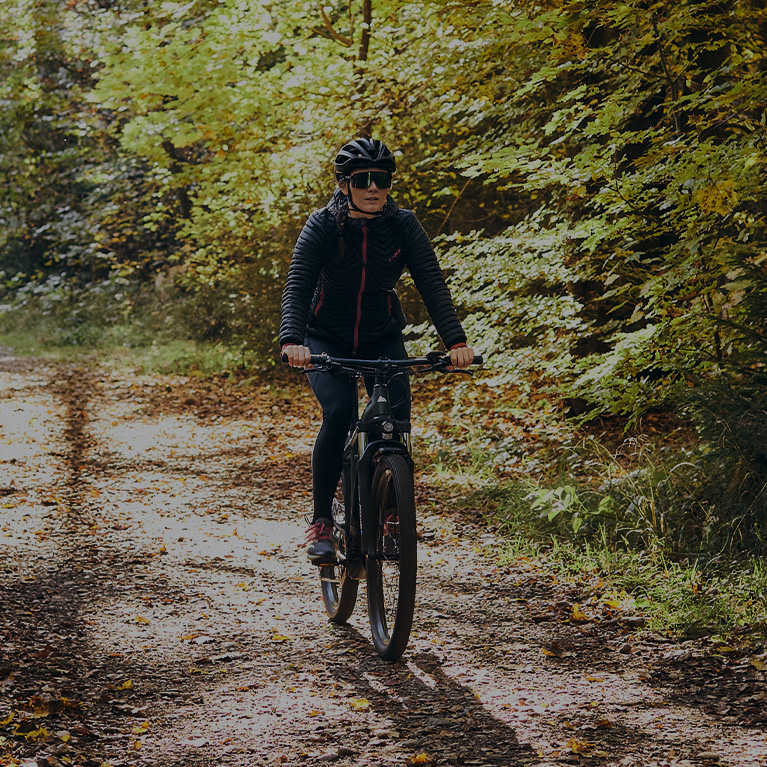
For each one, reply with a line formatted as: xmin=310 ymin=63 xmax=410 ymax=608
xmin=450 ymin=345 xmax=475 ymax=370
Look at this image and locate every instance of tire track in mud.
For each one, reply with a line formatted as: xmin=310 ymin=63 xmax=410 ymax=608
xmin=1 ymin=357 xmax=765 ymax=767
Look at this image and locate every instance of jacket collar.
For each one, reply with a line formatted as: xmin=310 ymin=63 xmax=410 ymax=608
xmin=327 ymin=189 xmax=398 ymax=225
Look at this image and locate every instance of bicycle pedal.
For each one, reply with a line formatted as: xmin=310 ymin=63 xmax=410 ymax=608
xmin=309 ymin=553 xmax=338 ymax=566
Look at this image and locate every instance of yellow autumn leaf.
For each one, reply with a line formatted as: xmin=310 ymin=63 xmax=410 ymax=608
xmin=0 ymin=712 xmax=13 ymax=726
xmin=118 ymin=680 xmax=133 ymax=690
xmin=410 ymin=755 xmax=433 ymax=765
xmin=133 ymin=616 xmax=150 ymax=625
xmin=271 ymin=633 xmax=290 ymax=643
xmin=349 ymin=698 xmax=370 ymax=711
xmin=131 ymin=721 xmax=150 ymax=735
xmin=571 ymin=604 xmax=589 ymax=623
xmin=696 ymin=180 xmax=738 ymax=216
xmin=30 ymin=695 xmax=50 ymax=718
xmin=567 ymin=738 xmax=594 ymax=754
xmin=750 ymin=658 xmax=767 ymax=671
xmin=16 ymin=725 xmax=48 ymax=742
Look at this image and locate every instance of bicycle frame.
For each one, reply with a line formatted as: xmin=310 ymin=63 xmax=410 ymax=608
xmin=297 ymin=351 xmax=482 ymax=659
xmin=302 ymin=352 xmax=481 ymax=565
xmin=343 ymin=373 xmax=413 ymax=560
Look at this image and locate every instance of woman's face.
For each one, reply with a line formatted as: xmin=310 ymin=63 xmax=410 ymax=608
xmin=341 ymin=166 xmax=391 ymax=216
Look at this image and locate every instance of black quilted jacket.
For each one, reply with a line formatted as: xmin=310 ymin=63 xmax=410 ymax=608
xmin=279 ymin=191 xmax=467 ymax=353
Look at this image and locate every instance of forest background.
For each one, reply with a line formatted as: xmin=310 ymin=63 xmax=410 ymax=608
xmin=1 ymin=0 xmax=767 ymax=638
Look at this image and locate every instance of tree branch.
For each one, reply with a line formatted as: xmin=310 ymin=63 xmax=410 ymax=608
xmin=358 ymin=0 xmax=372 ymax=62
xmin=318 ymin=7 xmax=352 ymax=47
xmin=650 ymin=13 xmax=682 ymax=134
xmin=439 ymin=178 xmax=472 ymax=234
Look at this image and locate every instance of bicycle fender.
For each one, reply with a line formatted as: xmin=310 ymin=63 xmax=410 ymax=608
xmin=358 ymin=441 xmax=412 ymax=556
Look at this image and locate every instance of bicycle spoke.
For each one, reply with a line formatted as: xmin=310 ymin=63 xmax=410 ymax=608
xmin=319 ymin=477 xmax=358 ymax=623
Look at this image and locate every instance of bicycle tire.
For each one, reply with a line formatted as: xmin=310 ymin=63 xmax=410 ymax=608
xmin=320 ymin=484 xmax=359 ymax=624
xmin=366 ymin=453 xmax=417 ymax=660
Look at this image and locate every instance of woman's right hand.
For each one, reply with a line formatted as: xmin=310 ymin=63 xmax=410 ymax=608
xmin=281 ymin=344 xmax=312 ymax=368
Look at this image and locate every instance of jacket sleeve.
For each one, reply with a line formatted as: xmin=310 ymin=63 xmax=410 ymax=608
xmin=279 ymin=210 xmax=327 ymax=348
xmin=403 ymin=212 xmax=467 ymax=349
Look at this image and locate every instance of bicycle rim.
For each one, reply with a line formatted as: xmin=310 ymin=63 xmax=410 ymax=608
xmin=366 ymin=453 xmax=416 ymax=660
xmin=320 ymin=490 xmax=358 ymax=623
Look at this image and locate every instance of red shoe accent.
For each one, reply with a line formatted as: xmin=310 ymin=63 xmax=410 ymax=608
xmin=305 ymin=518 xmax=333 ymax=546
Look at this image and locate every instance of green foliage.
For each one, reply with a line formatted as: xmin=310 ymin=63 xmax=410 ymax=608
xmin=3 ymin=0 xmax=767 ymax=548
xmin=431 ymin=0 xmax=767 ymax=417
xmin=684 ymin=381 xmax=767 ymax=551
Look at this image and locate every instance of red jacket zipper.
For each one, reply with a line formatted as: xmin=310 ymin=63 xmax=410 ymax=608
xmin=314 ymin=285 xmax=325 ymax=316
xmin=353 ymin=223 xmax=368 ymax=353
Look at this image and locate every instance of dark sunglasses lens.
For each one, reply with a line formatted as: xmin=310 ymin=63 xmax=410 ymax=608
xmin=350 ymin=171 xmax=392 ymax=189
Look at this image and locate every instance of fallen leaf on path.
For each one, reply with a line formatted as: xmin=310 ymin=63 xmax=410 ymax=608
xmin=117 ymin=680 xmax=133 ymax=690
xmin=410 ymin=755 xmax=433 ymax=765
xmin=30 ymin=695 xmax=51 ymax=718
xmin=15 ymin=724 xmax=48 ymax=742
xmin=348 ymin=698 xmax=370 ymax=711
xmin=567 ymin=738 xmax=594 ymax=754
xmin=34 ymin=646 xmax=53 ymax=660
xmin=571 ymin=604 xmax=589 ymax=623
xmin=541 ymin=640 xmax=572 ymax=658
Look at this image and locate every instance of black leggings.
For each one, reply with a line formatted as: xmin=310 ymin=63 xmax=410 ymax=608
xmin=305 ymin=333 xmax=411 ymax=522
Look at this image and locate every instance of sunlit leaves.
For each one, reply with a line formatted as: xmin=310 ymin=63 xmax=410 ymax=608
xmin=3 ymin=0 xmax=767 ymax=421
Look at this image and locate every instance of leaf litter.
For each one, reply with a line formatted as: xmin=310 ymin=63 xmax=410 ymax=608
xmin=0 ymin=355 xmax=765 ymax=766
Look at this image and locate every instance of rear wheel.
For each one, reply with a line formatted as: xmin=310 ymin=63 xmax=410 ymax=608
xmin=320 ymin=479 xmax=359 ymax=624
xmin=366 ymin=453 xmax=416 ymax=661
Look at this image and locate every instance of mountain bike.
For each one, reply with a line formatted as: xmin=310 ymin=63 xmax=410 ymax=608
xmin=304 ymin=351 xmax=481 ymax=661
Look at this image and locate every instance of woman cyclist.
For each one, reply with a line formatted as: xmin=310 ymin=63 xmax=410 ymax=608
xmin=280 ymin=138 xmax=474 ymax=563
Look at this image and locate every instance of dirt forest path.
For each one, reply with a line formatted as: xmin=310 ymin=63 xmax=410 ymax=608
xmin=1 ymin=353 xmax=766 ymax=767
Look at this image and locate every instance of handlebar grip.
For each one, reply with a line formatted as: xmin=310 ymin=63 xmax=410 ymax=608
xmin=473 ymin=355 xmax=483 ymax=365
xmin=281 ymin=352 xmax=288 ymax=363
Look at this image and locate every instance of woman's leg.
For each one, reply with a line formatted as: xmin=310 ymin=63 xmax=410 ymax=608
xmin=305 ymin=335 xmax=356 ymax=523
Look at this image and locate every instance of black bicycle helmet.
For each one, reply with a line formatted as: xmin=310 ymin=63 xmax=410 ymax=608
xmin=334 ymin=138 xmax=396 ymax=180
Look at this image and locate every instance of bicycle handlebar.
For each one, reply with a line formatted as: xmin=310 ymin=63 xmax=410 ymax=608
xmin=281 ymin=351 xmax=482 ymax=375
xmin=309 ymin=353 xmax=482 ymax=367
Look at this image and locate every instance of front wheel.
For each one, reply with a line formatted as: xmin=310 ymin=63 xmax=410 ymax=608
xmin=366 ymin=453 xmax=417 ymax=661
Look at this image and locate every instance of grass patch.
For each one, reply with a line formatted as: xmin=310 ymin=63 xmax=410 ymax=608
xmin=418 ymin=414 xmax=767 ymax=643
xmin=0 ymin=327 xmax=265 ymax=377
xmin=0 ymin=272 xmax=280 ymax=377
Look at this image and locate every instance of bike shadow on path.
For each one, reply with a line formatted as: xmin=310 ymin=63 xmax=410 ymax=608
xmin=412 ymin=560 xmax=767 ymax=763
xmin=325 ymin=626 xmax=538 ymax=767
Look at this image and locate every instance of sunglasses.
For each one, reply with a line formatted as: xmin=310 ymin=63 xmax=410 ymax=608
xmin=349 ymin=171 xmax=393 ymax=189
